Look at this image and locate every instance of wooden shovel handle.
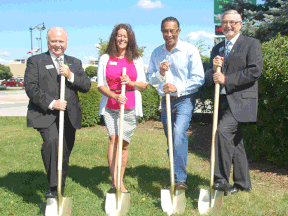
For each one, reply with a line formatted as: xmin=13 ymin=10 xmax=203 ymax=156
xmin=165 ymin=71 xmax=175 ymax=194
xmin=116 ymin=67 xmax=126 ymax=204
xmin=58 ymin=73 xmax=65 ymax=200
xmin=210 ymin=67 xmax=221 ymax=188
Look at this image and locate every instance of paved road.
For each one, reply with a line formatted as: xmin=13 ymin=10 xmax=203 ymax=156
xmin=0 ymin=89 xmax=28 ymax=116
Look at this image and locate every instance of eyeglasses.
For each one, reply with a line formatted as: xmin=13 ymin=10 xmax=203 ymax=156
xmin=161 ymin=29 xmax=179 ymax=35
xmin=221 ymin=20 xmax=241 ymax=26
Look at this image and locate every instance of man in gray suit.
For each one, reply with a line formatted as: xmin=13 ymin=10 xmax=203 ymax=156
xmin=205 ymin=10 xmax=263 ymax=194
xmin=25 ymin=27 xmax=91 ymax=198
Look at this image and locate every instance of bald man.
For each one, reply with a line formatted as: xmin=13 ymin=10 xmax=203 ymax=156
xmin=25 ymin=27 xmax=91 ymax=198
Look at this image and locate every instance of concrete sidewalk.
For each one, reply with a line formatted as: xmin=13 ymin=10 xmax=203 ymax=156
xmin=0 ymin=90 xmax=28 ymax=116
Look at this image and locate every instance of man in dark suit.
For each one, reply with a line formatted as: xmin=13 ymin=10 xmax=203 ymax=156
xmin=24 ymin=27 xmax=91 ymax=198
xmin=205 ymin=10 xmax=263 ymax=194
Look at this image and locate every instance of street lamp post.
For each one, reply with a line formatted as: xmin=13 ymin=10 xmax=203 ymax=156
xmin=29 ymin=22 xmax=46 ymax=56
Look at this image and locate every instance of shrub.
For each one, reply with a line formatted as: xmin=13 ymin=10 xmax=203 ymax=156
xmin=79 ymin=82 xmax=102 ymax=127
xmin=242 ymin=34 xmax=288 ymax=166
xmin=139 ymin=84 xmax=161 ymax=122
xmin=85 ymin=66 xmax=98 ymax=78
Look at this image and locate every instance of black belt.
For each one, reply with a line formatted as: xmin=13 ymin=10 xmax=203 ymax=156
xmin=111 ymin=89 xmax=135 ymax=93
xmin=163 ymin=95 xmax=178 ymax=100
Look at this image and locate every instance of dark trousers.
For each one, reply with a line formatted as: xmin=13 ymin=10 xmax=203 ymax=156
xmin=37 ymin=112 xmax=76 ymax=192
xmin=214 ymin=96 xmax=252 ymax=190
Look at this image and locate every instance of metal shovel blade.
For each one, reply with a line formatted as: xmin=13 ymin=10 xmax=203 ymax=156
xmin=45 ymin=197 xmax=72 ymax=216
xmin=105 ymin=192 xmax=130 ymax=216
xmin=161 ymin=189 xmax=186 ymax=215
xmin=198 ymin=188 xmax=224 ymax=215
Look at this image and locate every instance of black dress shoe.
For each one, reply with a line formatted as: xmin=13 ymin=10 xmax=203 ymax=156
xmin=229 ymin=185 xmax=251 ymax=195
xmin=175 ymin=181 xmax=188 ymax=190
xmin=45 ymin=188 xmax=57 ymax=198
xmin=212 ymin=182 xmax=229 ymax=196
xmin=212 ymin=182 xmax=227 ymax=191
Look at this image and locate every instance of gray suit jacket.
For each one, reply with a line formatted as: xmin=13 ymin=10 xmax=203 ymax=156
xmin=205 ymin=35 xmax=263 ymax=122
xmin=24 ymin=51 xmax=91 ymax=129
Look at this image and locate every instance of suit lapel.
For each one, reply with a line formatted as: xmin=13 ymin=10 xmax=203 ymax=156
xmin=43 ymin=52 xmax=59 ymax=86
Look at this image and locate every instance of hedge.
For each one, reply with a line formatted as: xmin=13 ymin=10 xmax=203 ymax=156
xmin=79 ymin=82 xmax=102 ymax=127
xmin=79 ymin=83 xmax=161 ymax=127
xmin=242 ymin=34 xmax=288 ymax=166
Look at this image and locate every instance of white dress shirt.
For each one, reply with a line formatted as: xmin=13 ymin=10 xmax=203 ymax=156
xmin=48 ymin=51 xmax=74 ymax=110
xmin=147 ymin=39 xmax=205 ymax=97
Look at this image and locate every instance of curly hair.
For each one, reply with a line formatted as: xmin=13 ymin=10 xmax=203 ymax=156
xmin=106 ymin=24 xmax=140 ymax=62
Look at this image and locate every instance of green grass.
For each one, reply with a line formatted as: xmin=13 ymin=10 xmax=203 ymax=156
xmin=0 ymin=117 xmax=287 ymax=215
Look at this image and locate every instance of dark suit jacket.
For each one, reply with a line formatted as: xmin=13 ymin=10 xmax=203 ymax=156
xmin=205 ymin=35 xmax=263 ymax=122
xmin=24 ymin=51 xmax=91 ymax=129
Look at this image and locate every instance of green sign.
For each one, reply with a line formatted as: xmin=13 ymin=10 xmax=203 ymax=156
xmin=214 ymin=0 xmax=257 ymax=23
xmin=214 ymin=37 xmax=225 ymax=46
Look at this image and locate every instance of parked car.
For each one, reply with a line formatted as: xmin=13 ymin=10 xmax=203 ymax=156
xmin=90 ymin=76 xmax=97 ymax=82
xmin=2 ymin=78 xmax=24 ymax=87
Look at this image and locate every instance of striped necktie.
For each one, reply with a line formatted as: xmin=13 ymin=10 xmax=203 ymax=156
xmin=55 ymin=58 xmax=62 ymax=74
xmin=225 ymin=41 xmax=232 ymax=57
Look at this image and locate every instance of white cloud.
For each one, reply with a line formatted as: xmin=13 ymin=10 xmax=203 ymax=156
xmin=0 ymin=58 xmax=11 ymax=64
xmin=187 ymin=31 xmax=215 ymax=40
xmin=83 ymin=56 xmax=97 ymax=61
xmin=95 ymin=43 xmax=100 ymax=49
xmin=0 ymin=51 xmax=11 ymax=57
xmin=137 ymin=0 xmax=163 ymax=9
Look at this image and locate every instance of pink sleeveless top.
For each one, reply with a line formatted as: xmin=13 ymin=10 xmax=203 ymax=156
xmin=106 ymin=57 xmax=137 ymax=109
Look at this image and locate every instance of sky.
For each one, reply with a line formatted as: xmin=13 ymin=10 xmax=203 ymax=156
xmin=0 ymin=0 xmax=264 ymax=66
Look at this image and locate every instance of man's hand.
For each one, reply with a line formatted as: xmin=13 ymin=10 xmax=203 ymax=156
xmin=163 ymin=83 xmax=177 ymax=94
xmin=213 ymin=72 xmax=225 ymax=85
xmin=213 ymin=56 xmax=224 ymax=73
xmin=160 ymin=61 xmax=170 ymax=76
xmin=53 ymin=99 xmax=67 ymax=111
xmin=59 ymin=64 xmax=72 ymax=80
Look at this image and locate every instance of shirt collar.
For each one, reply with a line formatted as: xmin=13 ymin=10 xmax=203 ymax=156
xmin=225 ymin=33 xmax=240 ymax=45
xmin=161 ymin=39 xmax=185 ymax=53
xmin=49 ymin=51 xmax=64 ymax=62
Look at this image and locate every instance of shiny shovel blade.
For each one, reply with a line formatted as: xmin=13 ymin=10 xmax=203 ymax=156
xmin=198 ymin=188 xmax=224 ymax=215
xmin=161 ymin=189 xmax=186 ymax=215
xmin=105 ymin=192 xmax=130 ymax=216
xmin=45 ymin=197 xmax=72 ymax=216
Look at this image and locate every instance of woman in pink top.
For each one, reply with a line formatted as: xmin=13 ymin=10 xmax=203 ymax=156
xmin=97 ymin=24 xmax=147 ymax=193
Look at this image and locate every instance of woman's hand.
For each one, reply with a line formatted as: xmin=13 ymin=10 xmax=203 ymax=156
xmin=113 ymin=94 xmax=127 ymax=105
xmin=121 ymin=74 xmax=132 ymax=86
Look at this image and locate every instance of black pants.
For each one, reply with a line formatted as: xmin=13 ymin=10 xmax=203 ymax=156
xmin=214 ymin=96 xmax=252 ymax=190
xmin=37 ymin=112 xmax=76 ymax=192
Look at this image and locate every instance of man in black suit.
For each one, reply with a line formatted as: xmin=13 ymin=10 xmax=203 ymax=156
xmin=24 ymin=27 xmax=91 ymax=198
xmin=205 ymin=10 xmax=263 ymax=194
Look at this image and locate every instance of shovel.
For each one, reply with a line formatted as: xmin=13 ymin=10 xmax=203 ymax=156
xmin=161 ymin=69 xmax=186 ymax=215
xmin=198 ymin=67 xmax=224 ymax=215
xmin=105 ymin=67 xmax=130 ymax=216
xmin=45 ymin=64 xmax=72 ymax=216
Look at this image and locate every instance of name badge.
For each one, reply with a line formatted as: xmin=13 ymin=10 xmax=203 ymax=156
xmin=109 ymin=61 xmax=117 ymax=66
xmin=219 ymin=46 xmax=224 ymax=53
xmin=45 ymin=65 xmax=54 ymax=69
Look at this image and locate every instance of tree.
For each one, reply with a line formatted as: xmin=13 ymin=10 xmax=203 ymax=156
xmin=85 ymin=66 xmax=98 ymax=78
xmin=220 ymin=0 xmax=288 ymax=42
xmin=96 ymin=38 xmax=146 ymax=58
xmin=0 ymin=64 xmax=13 ymax=80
